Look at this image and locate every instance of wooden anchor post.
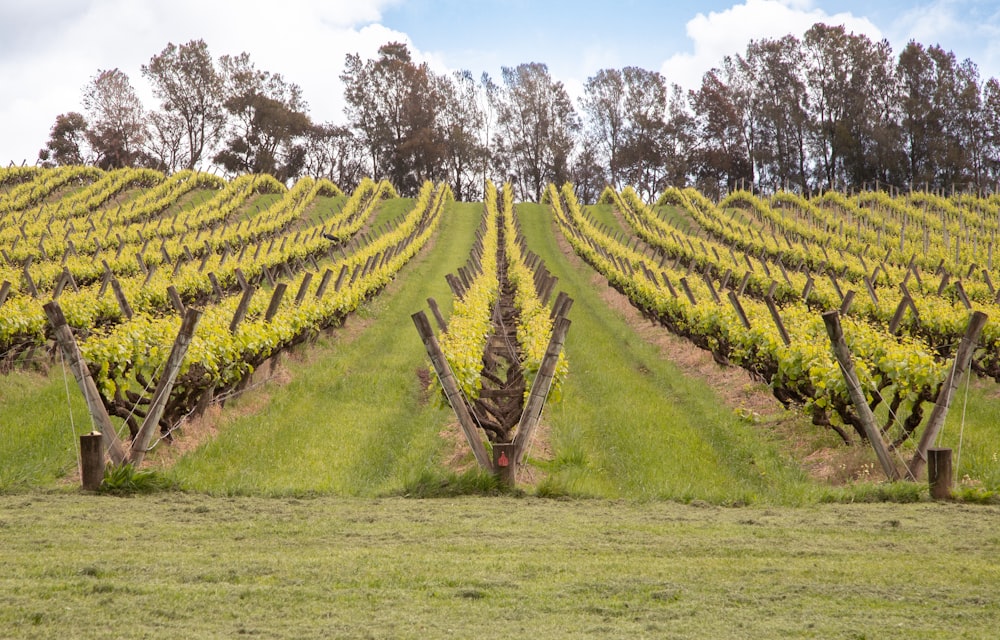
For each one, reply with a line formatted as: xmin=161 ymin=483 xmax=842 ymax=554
xmin=412 ymin=311 xmax=493 ymax=472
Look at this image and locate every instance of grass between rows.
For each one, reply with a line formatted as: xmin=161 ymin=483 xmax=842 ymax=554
xmin=516 ymin=203 xmax=819 ymax=503
xmin=166 ymin=199 xmax=479 ymax=495
xmin=1 ymin=494 xmax=997 ymax=639
xmin=0 ymin=361 xmax=90 ymax=490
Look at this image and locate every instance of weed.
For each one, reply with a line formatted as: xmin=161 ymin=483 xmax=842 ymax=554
xmin=396 ymin=468 xmax=522 ymax=498
xmin=99 ymin=463 xmax=176 ymax=495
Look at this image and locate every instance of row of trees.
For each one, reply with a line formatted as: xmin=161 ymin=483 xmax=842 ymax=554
xmin=38 ymin=26 xmax=1000 ymax=201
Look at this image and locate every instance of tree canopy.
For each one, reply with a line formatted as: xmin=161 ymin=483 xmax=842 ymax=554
xmin=37 ymin=28 xmax=1000 ymax=199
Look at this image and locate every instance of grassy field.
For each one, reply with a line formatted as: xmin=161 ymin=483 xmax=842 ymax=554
xmin=2 ymin=493 xmax=998 ymax=639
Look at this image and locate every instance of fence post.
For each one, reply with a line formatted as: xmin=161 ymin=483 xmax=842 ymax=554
xmin=822 ymin=310 xmax=898 ymax=481
xmin=80 ymin=432 xmax=104 ymax=491
xmin=909 ymin=311 xmax=988 ymax=479
xmin=129 ymin=307 xmax=202 ymax=466
xmin=928 ymin=448 xmax=953 ymax=499
xmin=412 ymin=311 xmax=493 ymax=471
xmin=43 ymin=301 xmax=126 ymax=465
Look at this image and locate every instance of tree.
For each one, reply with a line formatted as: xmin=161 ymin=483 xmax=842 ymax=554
xmin=898 ymin=41 xmax=942 ymax=189
xmin=570 ymin=137 xmax=608 ymax=204
xmin=802 ymin=25 xmax=902 ymax=191
xmin=81 ymin=68 xmax=147 ymax=169
xmin=437 ymin=70 xmax=486 ymax=201
xmin=214 ymin=52 xmax=312 ymax=181
xmin=493 ymin=62 xmax=579 ymax=202
xmin=144 ymin=110 xmax=187 ymax=173
xmin=341 ymin=42 xmax=447 ymax=196
xmin=142 ymin=39 xmax=225 ymax=170
xmin=661 ymin=84 xmax=696 ymax=188
xmin=38 ymin=112 xmax=89 ymax=167
xmin=580 ymin=68 xmax=627 ymax=188
xmin=302 ymin=123 xmax=366 ymax=190
xmin=744 ymin=35 xmax=808 ymax=192
xmin=619 ymin=66 xmax=668 ymax=200
xmin=981 ymin=78 xmax=1000 ymax=188
xmin=688 ymin=64 xmax=753 ymax=195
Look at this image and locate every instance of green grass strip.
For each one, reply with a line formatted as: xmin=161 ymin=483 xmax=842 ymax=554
xmin=516 ymin=202 xmax=817 ymax=504
xmin=0 ymin=366 xmax=90 ymax=492
xmin=170 ymin=201 xmax=482 ymax=496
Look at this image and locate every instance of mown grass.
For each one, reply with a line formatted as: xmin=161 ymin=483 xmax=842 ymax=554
xmin=167 ymin=200 xmax=478 ymax=495
xmin=1 ymin=493 xmax=997 ymax=639
xmin=371 ymin=196 xmax=416 ymax=228
xmin=299 ymin=193 xmax=346 ymax=226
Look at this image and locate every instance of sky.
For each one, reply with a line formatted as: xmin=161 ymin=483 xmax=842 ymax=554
xmin=2 ymin=0 xmax=1000 ymax=165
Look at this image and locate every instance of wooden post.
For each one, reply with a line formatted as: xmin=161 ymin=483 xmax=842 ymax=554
xmin=43 ymin=301 xmax=126 ymax=465
xmin=737 ymin=271 xmax=751 ymax=296
xmin=821 ymin=310 xmax=898 ymax=481
xmin=234 ymin=268 xmax=249 ymax=291
xmin=265 ymin=283 xmax=287 ymax=322
xmin=839 ymin=290 xmax=856 ymax=315
xmin=512 ymin=317 xmax=571 ymax=469
xmin=983 ymin=269 xmax=995 ymax=297
xmin=109 ymin=276 xmax=133 ymax=320
xmin=412 ymin=311 xmax=493 ymax=471
xmin=0 ymin=280 xmax=10 ymax=308
xmin=764 ymin=296 xmax=790 ymax=346
xmin=129 ymin=307 xmax=202 ymax=466
xmin=863 ymin=276 xmax=879 ymax=306
xmin=552 ymin=295 xmax=574 ymax=320
xmin=954 ymin=280 xmax=971 ymax=310
xmin=229 ymin=285 xmax=256 ymax=333
xmin=909 ymin=311 xmax=988 ymax=480
xmin=549 ymin=291 xmax=569 ymax=320
xmin=445 ymin=273 xmax=466 ymax=299
xmin=22 ymin=264 xmax=38 ymax=297
xmin=493 ymin=442 xmax=516 ymax=487
xmin=167 ymin=285 xmax=185 ymax=316
xmin=333 ymin=264 xmax=349 ymax=291
xmin=927 ymin=448 xmax=953 ymax=500
xmin=701 ymin=273 xmax=721 ymax=304
xmin=888 ymin=297 xmax=909 ymax=334
xmin=659 ymin=272 xmax=678 ymax=298
xmin=80 ymin=432 xmax=104 ymax=491
xmin=294 ymin=272 xmax=313 ymax=305
xmin=315 ymin=268 xmax=335 ymax=299
xmin=427 ymin=297 xmax=448 ymax=333
xmin=678 ymin=277 xmax=697 ymax=306
xmin=727 ymin=291 xmax=751 ymax=329
xmin=802 ymin=275 xmax=814 ymax=302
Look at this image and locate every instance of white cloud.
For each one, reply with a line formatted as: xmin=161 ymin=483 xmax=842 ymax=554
xmin=659 ymin=0 xmax=882 ymax=90
xmin=0 ymin=0 xmax=411 ymax=164
xmin=892 ymin=1 xmax=967 ymax=48
xmin=888 ymin=1 xmax=1000 ymax=78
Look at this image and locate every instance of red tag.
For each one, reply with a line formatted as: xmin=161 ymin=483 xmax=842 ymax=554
xmin=498 ymin=451 xmax=509 ymax=467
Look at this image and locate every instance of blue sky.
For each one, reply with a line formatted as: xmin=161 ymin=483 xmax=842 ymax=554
xmin=2 ymin=0 xmax=1000 ymax=165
